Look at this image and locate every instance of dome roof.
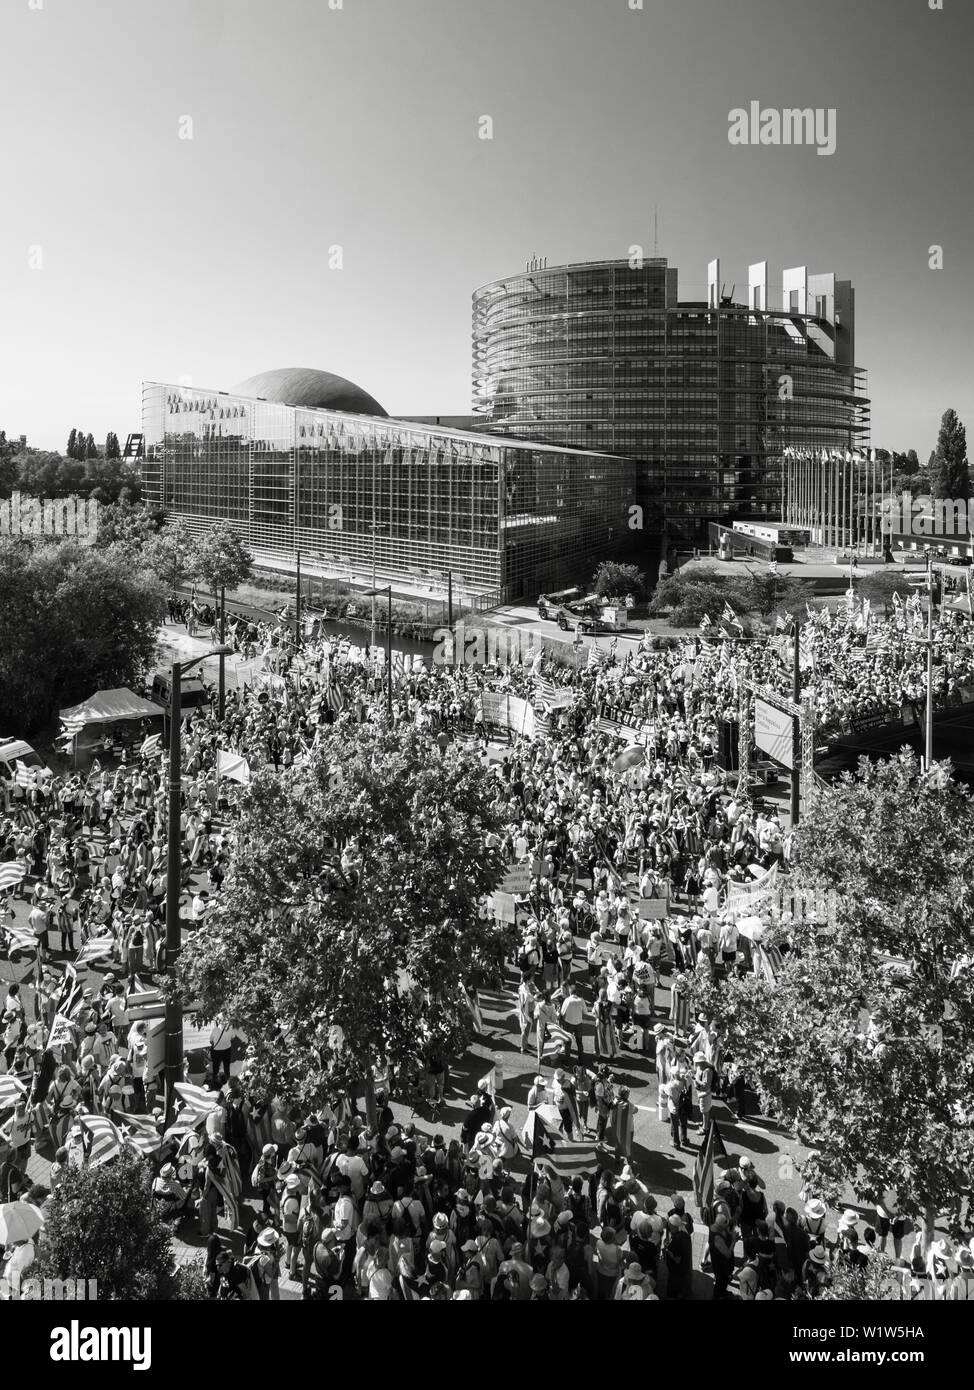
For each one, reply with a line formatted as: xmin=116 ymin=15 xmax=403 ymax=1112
xmin=231 ymin=367 xmax=387 ymax=417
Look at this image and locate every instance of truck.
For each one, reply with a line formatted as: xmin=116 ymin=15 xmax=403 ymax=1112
xmin=538 ymin=590 xmax=628 ymax=634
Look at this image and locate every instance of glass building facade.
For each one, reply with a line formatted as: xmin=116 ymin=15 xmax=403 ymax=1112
xmin=472 ymin=258 xmax=870 ymax=542
xmin=141 ymin=382 xmax=634 ymax=602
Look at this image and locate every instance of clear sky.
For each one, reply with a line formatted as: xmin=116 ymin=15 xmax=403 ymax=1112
xmin=1 ymin=0 xmax=971 ymax=456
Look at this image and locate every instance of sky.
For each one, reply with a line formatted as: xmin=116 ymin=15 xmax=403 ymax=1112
xmin=1 ymin=0 xmax=971 ymax=456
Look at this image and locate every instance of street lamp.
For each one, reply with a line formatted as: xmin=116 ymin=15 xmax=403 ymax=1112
xmin=164 ymin=644 xmax=233 ymax=1116
xmin=364 ymin=586 xmax=393 ymax=719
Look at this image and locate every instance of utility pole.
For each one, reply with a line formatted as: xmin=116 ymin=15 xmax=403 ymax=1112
xmin=447 ymin=570 xmax=454 ymax=668
xmin=164 ymin=663 xmax=183 ymax=1117
xmin=791 ymin=621 xmax=801 ymax=828
xmin=386 ymin=585 xmax=393 ymax=719
xmin=218 ymin=587 xmax=226 ymax=722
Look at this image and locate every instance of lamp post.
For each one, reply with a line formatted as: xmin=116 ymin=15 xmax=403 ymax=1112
xmin=164 ymin=644 xmax=233 ymax=1117
xmin=925 ymin=549 xmax=935 ymax=770
xmin=364 ymin=585 xmax=393 ymax=719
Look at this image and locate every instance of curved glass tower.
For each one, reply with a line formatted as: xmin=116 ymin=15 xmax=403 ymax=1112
xmin=472 ymin=257 xmax=869 ymax=542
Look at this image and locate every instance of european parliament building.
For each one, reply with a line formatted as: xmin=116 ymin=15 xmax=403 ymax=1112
xmin=141 ymin=368 xmax=634 ymax=602
xmin=472 ymin=256 xmax=870 ymax=540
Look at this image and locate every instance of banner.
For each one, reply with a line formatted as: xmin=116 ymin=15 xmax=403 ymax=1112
xmin=500 ymin=864 xmax=533 ymax=894
xmin=480 ymin=693 xmax=536 ymax=738
xmin=754 ymin=699 xmax=794 ymax=770
xmin=638 ymin=898 xmax=669 ymax=920
xmin=725 ymin=862 xmax=779 ymax=912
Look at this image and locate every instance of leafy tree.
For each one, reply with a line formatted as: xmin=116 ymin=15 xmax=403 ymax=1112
xmin=84 ymin=432 xmax=98 ymax=460
xmin=740 ymin=568 xmax=814 ymax=618
xmin=142 ymin=517 xmax=200 ymax=592
xmin=592 ymin=561 xmax=647 ymax=603
xmin=855 ymin=570 xmax=918 ymax=613
xmin=0 ymin=538 xmax=165 ymax=730
xmin=66 ymin=428 xmax=78 ymax=461
xmin=178 ymin=724 xmax=508 ymax=1123
xmin=105 ymin=431 xmax=121 ymax=460
xmin=194 ymin=520 xmax=253 ymax=601
xmin=648 ymin=565 xmax=751 ymax=629
xmin=928 ymin=409 xmax=970 ymax=502
xmin=95 ymin=499 xmax=166 ymax=551
xmin=0 ymin=431 xmax=18 ymax=498
xmin=688 ymin=752 xmax=974 ymax=1249
xmin=15 ymin=451 xmax=62 ymax=496
xmin=812 ymin=1252 xmax=905 ymax=1302
xmin=33 ymin=1148 xmax=181 ymax=1300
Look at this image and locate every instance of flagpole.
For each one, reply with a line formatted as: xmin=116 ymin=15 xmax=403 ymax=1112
xmin=791 ymin=621 xmax=801 ymax=828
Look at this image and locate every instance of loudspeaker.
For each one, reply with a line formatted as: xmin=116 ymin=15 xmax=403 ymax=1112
xmin=715 ymin=720 xmax=739 ymax=771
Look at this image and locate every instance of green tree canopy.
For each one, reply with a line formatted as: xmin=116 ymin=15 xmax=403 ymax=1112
xmin=142 ymin=517 xmax=201 ymax=591
xmin=33 ymin=1149 xmax=181 ymax=1300
xmin=929 ymin=408 xmax=970 ymax=502
xmin=194 ymin=520 xmax=253 ymax=600
xmin=688 ymin=752 xmax=974 ymax=1243
xmin=177 ymin=724 xmax=508 ymax=1117
xmin=592 ymin=560 xmax=647 ymax=603
xmin=0 ymin=538 xmax=165 ymax=730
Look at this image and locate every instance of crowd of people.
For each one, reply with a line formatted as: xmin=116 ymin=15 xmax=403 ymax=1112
xmin=1 ymin=592 xmax=972 ymax=1301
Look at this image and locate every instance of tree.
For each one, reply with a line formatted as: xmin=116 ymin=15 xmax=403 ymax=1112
xmin=33 ymin=1149 xmax=181 ymax=1299
xmin=66 ymin=428 xmax=78 ymax=461
xmin=648 ymin=565 xmax=751 ymax=629
xmin=194 ymin=521 xmax=253 ymax=604
xmin=84 ymin=432 xmax=98 ymax=460
xmin=177 ymin=724 xmax=508 ymax=1123
xmin=855 ymin=570 xmax=917 ymax=613
xmin=105 ymin=431 xmax=121 ymax=460
xmin=928 ymin=409 xmax=970 ymax=502
xmin=740 ymin=568 xmax=814 ymax=618
xmin=95 ymin=499 xmax=166 ymax=551
xmin=0 ymin=431 xmax=18 ymax=498
xmin=0 ymin=538 xmax=165 ymax=730
xmin=142 ymin=517 xmax=200 ymax=592
xmin=688 ymin=752 xmax=974 ymax=1249
xmin=592 ymin=561 xmax=647 ymax=603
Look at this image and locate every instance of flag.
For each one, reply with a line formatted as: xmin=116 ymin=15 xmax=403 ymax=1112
xmin=670 ymin=987 xmax=691 ymax=1038
xmin=207 ymin=1134 xmax=242 ymax=1228
xmin=52 ymin=963 xmax=84 ymax=1021
xmin=693 ymin=1118 xmax=728 ymax=1212
xmin=0 ymin=862 xmax=26 ymax=891
xmin=13 ymin=760 xmax=36 ymax=790
xmin=325 ymin=681 xmax=345 ymax=714
xmin=587 ymin=643 xmax=607 ymax=670
xmin=3 ymin=923 xmax=37 ymax=953
xmin=78 ymin=1112 xmax=123 ymax=1168
xmin=541 ymin=1024 xmax=573 ymax=1059
xmin=528 ymin=1108 xmax=556 ymax=1161
xmin=699 ymin=613 xmax=712 ymax=631
xmin=0 ymin=1075 xmax=26 ymax=1107
xmin=139 ymin=733 xmax=162 ymax=757
xmin=173 ymin=1082 xmax=222 ymax=1119
xmin=722 ymin=604 xmax=744 ymax=633
xmin=75 ymin=934 xmax=115 ymax=966
xmin=114 ymin=1111 xmax=164 ymax=1158
xmin=774 ymin=614 xmax=785 ymax=633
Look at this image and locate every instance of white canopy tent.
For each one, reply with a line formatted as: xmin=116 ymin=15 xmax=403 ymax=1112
xmin=59 ymin=687 xmax=165 ymax=727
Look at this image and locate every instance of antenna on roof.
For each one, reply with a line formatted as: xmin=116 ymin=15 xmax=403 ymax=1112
xmin=653 ymin=208 xmax=658 ymax=257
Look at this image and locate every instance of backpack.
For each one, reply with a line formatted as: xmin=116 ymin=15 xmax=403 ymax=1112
xmin=282 ymin=1194 xmax=302 ymax=1234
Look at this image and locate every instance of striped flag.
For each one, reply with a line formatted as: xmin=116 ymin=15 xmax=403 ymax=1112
xmin=0 ymin=1075 xmax=27 ymax=1107
xmin=699 ymin=613 xmax=712 ymax=632
xmin=173 ymin=1082 xmax=222 ymax=1119
xmin=13 ymin=760 xmax=36 ymax=789
xmin=139 ymin=733 xmax=162 ymax=757
xmin=78 ymin=1112 xmax=123 ymax=1168
xmin=670 ymin=986 xmax=692 ymax=1038
xmin=53 ymin=963 xmax=84 ymax=1021
xmin=0 ymin=862 xmax=26 ymax=891
xmin=114 ymin=1111 xmax=164 ymax=1158
xmin=587 ymin=643 xmax=608 ymax=670
xmin=75 ymin=934 xmax=115 ymax=966
xmin=693 ymin=1118 xmax=728 ymax=1213
xmin=208 ymin=1135 xmax=242 ymax=1229
xmin=325 ymin=681 xmax=345 ymax=714
xmin=3 ymin=923 xmax=37 ymax=953
xmin=541 ymin=1024 xmax=573 ymax=1059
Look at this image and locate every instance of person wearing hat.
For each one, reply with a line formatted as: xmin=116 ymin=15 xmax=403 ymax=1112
xmin=800 ymin=1197 xmax=829 ymax=1248
xmin=949 ymin=1246 xmax=974 ymax=1300
xmin=454 ymin=1238 xmax=485 ymax=1300
xmin=152 ymin=1161 xmax=190 ymax=1219
xmin=802 ymin=1244 xmax=832 ymax=1298
xmin=251 ymin=1143 xmax=279 ymax=1219
xmin=708 ymin=1212 xmax=737 ymax=1300
xmin=663 ymin=1211 xmax=693 ymax=1300
xmin=528 ymin=1271 xmax=550 ymax=1300
xmin=613 ymin=1260 xmax=655 ymax=1301
xmin=254 ymin=1226 xmax=284 ymax=1301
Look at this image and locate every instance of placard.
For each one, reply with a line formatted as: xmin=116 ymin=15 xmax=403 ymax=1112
xmin=754 ymin=698 xmax=794 ymax=770
xmin=501 ymin=865 xmax=533 ymax=894
xmin=638 ymin=897 xmax=670 ymax=920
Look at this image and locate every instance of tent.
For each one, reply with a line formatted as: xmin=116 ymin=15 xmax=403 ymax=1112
xmin=59 ymin=688 xmax=165 ymax=727
xmin=216 ymin=750 xmax=250 ymax=785
xmin=946 ymin=594 xmax=972 ymax=615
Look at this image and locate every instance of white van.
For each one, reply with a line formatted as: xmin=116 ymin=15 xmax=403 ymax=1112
xmin=0 ymin=737 xmax=51 ymax=778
